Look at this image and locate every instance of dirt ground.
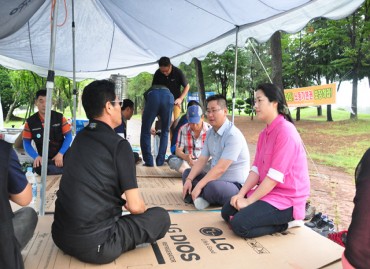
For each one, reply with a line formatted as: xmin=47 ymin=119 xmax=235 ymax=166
xmin=232 ymin=115 xmax=355 ymax=232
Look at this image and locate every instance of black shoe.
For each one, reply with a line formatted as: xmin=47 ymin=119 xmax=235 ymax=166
xmin=313 ymin=217 xmax=335 ymax=236
xmin=304 ymin=202 xmax=316 ymax=220
xmin=143 ymin=163 xmax=154 ymax=167
xmin=184 ymin=194 xmax=193 ymax=204
xmin=304 ymin=212 xmax=323 ymax=228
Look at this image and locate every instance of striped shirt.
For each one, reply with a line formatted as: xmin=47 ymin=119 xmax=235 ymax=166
xmin=176 ymin=122 xmax=211 ymax=158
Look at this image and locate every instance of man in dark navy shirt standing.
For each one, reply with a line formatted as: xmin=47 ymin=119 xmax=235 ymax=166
xmin=52 ymin=80 xmax=170 ymax=264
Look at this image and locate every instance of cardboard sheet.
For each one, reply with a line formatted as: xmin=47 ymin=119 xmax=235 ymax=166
xmin=136 ymin=164 xmax=181 ymax=178
xmin=11 ymin=175 xmax=61 ymax=213
xmin=24 ymin=212 xmax=343 ymax=269
xmin=137 ymin=177 xmax=220 ymax=211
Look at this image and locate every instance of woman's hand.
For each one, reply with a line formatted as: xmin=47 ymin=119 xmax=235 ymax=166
xmin=230 ymin=193 xmax=244 ymax=208
xmin=235 ymin=198 xmax=251 ymax=211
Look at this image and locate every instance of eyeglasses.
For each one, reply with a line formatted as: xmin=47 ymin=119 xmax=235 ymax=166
xmin=206 ymin=108 xmax=222 ymax=115
xmin=110 ymin=100 xmax=123 ymax=107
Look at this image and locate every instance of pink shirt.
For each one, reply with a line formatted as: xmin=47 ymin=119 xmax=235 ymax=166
xmin=248 ymin=115 xmax=310 ymax=220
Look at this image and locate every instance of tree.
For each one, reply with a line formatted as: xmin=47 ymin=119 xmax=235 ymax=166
xmin=5 ymin=70 xmax=44 ymax=122
xmin=127 ymin=72 xmax=153 ymax=113
xmin=202 ymin=45 xmax=249 ymax=98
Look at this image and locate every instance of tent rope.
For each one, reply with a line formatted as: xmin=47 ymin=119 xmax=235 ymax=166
xmin=246 ymin=39 xmax=327 ymax=180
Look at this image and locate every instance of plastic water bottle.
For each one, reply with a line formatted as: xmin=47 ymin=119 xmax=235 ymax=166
xmin=25 ymin=167 xmax=37 ymax=204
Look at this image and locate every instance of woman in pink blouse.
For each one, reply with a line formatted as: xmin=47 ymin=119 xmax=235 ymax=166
xmin=221 ymin=83 xmax=310 ymax=238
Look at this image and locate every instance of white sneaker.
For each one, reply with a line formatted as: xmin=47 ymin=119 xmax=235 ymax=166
xmin=287 ymin=220 xmax=304 ymax=229
xmin=194 ymin=197 xmax=210 ymax=210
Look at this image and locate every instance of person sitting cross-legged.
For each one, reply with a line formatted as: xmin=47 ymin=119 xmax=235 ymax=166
xmin=52 ymin=80 xmax=170 ymax=264
xmin=182 ymin=94 xmax=250 ymax=210
xmin=168 ymin=103 xmax=211 ymax=174
xmin=22 ymin=89 xmax=72 ymax=175
xmin=114 ymin=98 xmax=141 ymax=164
xmin=0 ymin=139 xmax=38 ymax=269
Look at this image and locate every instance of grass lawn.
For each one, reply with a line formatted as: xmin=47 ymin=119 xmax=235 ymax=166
xmin=4 ymin=106 xmax=369 ymax=175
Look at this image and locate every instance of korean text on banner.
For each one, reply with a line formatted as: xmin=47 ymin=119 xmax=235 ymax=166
xmin=284 ymin=83 xmax=336 ymax=107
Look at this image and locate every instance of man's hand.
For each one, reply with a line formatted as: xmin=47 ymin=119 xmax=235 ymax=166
xmin=187 ymin=154 xmax=197 ymax=167
xmin=33 ymin=156 xmax=42 ymax=168
xmin=182 ymin=179 xmax=193 ymax=199
xmin=191 ymin=184 xmax=203 ymax=201
xmin=52 ymin=152 xmax=64 ymax=167
xmin=174 ymin=98 xmax=183 ymax=106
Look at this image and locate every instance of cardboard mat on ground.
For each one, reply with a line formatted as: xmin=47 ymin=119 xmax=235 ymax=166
xmin=136 ymin=164 xmax=181 ymax=178
xmin=11 ymin=175 xmax=61 ymax=214
xmin=23 ymin=212 xmax=343 ymax=269
xmin=137 ymin=177 xmax=220 ymax=211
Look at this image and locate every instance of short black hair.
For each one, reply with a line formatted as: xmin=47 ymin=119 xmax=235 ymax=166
xmin=206 ymin=94 xmax=227 ymax=109
xmin=158 ymin=56 xmax=171 ymax=67
xmin=35 ymin=89 xmax=47 ymax=99
xmin=82 ymin=80 xmax=116 ymax=120
xmin=122 ymin=99 xmax=134 ymax=111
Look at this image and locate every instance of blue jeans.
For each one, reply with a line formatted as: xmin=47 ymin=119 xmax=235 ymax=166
xmin=221 ymin=200 xmax=293 ymax=238
xmin=182 ymin=169 xmax=242 ymax=206
xmin=140 ymin=87 xmax=174 ymax=166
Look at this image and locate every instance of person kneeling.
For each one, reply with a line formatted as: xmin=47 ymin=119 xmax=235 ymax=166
xmin=221 ymin=83 xmax=310 ymax=238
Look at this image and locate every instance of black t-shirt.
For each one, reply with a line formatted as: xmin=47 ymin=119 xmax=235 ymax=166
xmin=152 ymin=65 xmax=188 ymax=99
xmin=52 ymin=120 xmax=137 ymax=247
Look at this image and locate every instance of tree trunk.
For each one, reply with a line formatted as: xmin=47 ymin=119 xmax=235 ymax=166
xmin=296 ymin=108 xmax=301 ymax=121
xmin=350 ymin=70 xmax=358 ymax=120
xmin=317 ymin=106 xmax=322 ymax=116
xmin=271 ymin=31 xmax=283 ymax=90
xmin=194 ymin=58 xmax=206 ymax=110
xmin=5 ymin=100 xmax=16 ymax=122
xmin=326 ymin=105 xmax=333 ymax=121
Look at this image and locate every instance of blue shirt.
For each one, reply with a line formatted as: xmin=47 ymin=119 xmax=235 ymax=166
xmin=201 ymin=119 xmax=250 ymax=184
xmin=8 ymin=149 xmax=28 ymax=194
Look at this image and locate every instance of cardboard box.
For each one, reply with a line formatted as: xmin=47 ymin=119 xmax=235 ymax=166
xmin=23 ymin=212 xmax=343 ymax=269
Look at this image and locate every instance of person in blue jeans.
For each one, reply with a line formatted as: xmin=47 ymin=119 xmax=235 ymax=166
xmin=140 ymin=85 xmax=174 ymax=166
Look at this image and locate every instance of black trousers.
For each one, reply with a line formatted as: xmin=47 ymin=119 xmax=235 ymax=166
xmin=55 ymin=207 xmax=170 ymax=264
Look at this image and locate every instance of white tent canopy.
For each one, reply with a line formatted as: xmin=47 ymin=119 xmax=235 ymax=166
xmin=0 ymin=0 xmax=365 ymax=80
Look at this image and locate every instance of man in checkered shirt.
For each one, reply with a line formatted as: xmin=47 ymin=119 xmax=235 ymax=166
xmin=168 ymin=103 xmax=211 ymax=174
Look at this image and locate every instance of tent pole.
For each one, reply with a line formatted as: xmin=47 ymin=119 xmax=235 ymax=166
xmin=231 ymin=26 xmax=239 ymax=124
xmin=72 ymin=0 xmax=77 ymax=135
xmin=40 ymin=0 xmax=58 ymax=216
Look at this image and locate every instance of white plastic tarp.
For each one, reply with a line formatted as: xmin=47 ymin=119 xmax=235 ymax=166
xmin=0 ymin=0 xmax=365 ymax=79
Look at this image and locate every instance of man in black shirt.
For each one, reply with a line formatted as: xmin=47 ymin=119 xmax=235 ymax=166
xmin=114 ymin=99 xmax=141 ymax=164
xmin=152 ymin=56 xmax=190 ymax=129
xmin=52 ymin=80 xmax=170 ymax=264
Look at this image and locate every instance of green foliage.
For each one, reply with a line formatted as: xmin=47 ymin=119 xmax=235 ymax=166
xmin=202 ymin=45 xmax=252 ymax=97
xmin=235 ymin=99 xmax=245 ymax=115
xmin=244 ymin=97 xmax=254 ymax=116
xmin=127 ymin=72 xmax=153 ymax=111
